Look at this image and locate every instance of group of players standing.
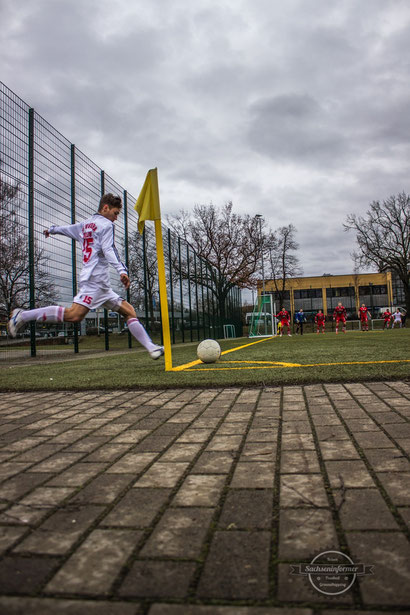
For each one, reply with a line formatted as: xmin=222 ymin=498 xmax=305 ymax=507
xmin=274 ymin=303 xmax=405 ymax=336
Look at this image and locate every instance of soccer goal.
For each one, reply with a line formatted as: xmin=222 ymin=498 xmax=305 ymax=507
xmin=249 ymin=294 xmax=276 ymax=337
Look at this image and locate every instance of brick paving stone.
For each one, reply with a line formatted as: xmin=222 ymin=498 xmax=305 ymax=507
xmin=149 ymin=607 xmax=313 ymax=615
xmin=0 ymin=472 xmax=52 ymax=503
xmin=246 ymin=429 xmax=278 ymax=442
xmin=325 ymin=460 xmax=375 ymax=488
xmin=106 ymin=452 xmax=157 ymax=474
xmin=102 ymin=488 xmax=171 ymax=527
xmin=342 ymin=419 xmax=381 ymax=432
xmin=346 ymin=531 xmax=410 ymax=606
xmin=396 ymin=438 xmax=410 ymax=453
xmin=176 ymin=429 xmax=214 ymax=443
xmin=279 ymin=509 xmax=338 ymax=559
xmin=281 ymin=450 xmax=320 ymax=473
xmin=13 ymin=504 xmax=105 ymax=555
xmin=83 ymin=443 xmax=133 ymax=462
xmin=218 ymin=489 xmax=273 ymax=529
xmin=231 ymin=461 xmax=275 ymax=488
xmin=217 ymin=422 xmax=248 ymax=434
xmin=133 ymin=462 xmax=189 ymax=488
xmin=0 ymin=526 xmax=27 ymax=554
xmin=140 ymin=507 xmax=214 ymax=558
xmin=192 ymin=451 xmax=235 ymax=473
xmin=281 ymin=434 xmax=315 ymax=450
xmin=281 ymin=421 xmax=312 ymax=434
xmin=159 ymin=442 xmax=203 ymax=462
xmin=353 ymin=431 xmax=396 ymax=449
xmin=172 ymin=474 xmax=226 ymax=506
xmin=240 ymin=442 xmax=276 ymax=462
xmin=206 ymin=435 xmax=243 ymax=451
xmin=4 ymin=485 xmax=74 ymax=523
xmin=336 ymin=489 xmax=399 ymax=530
xmin=276 ymin=562 xmax=353 ymax=605
xmin=133 ymin=435 xmax=176 ymax=452
xmin=196 ymin=531 xmax=271 ymax=599
xmin=398 ymin=506 xmax=410 ymax=528
xmin=280 ymin=474 xmax=328 ymax=508
xmin=319 ymin=440 xmax=360 ymax=460
xmin=376 ymin=471 xmax=410 ymax=505
xmin=69 ymin=473 xmax=134 ymax=504
xmin=0 ymin=555 xmax=60 ymax=594
xmin=119 ymin=560 xmax=196 ymax=598
xmin=362 ymin=448 xmax=410 ymax=472
xmin=46 ymin=529 xmax=141 ymax=594
xmin=25 ymin=452 xmax=84 ymax=473
xmin=314 ymin=425 xmax=351 ymax=440
xmin=63 ymin=436 xmax=112 ymax=452
xmin=11 ymin=443 xmax=66 ymax=462
xmin=110 ymin=429 xmax=151 ymax=443
xmin=0 ymin=597 xmax=141 ymax=614
xmin=45 ymin=462 xmax=108 ymax=487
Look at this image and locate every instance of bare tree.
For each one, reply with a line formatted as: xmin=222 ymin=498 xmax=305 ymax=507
xmin=128 ymin=228 xmax=159 ymax=329
xmin=0 ymin=171 xmax=58 ymax=320
xmin=344 ymin=193 xmax=410 ymax=314
xmin=167 ymin=202 xmax=276 ymax=319
xmin=268 ymin=224 xmax=303 ymax=306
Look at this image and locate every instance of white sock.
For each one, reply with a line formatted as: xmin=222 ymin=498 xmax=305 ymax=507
xmin=127 ymin=318 xmax=158 ymax=352
xmin=20 ymin=306 xmax=65 ymax=324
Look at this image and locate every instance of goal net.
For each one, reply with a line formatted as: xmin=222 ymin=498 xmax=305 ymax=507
xmin=249 ymin=294 xmax=276 ymax=337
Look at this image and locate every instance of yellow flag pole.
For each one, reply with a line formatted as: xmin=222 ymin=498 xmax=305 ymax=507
xmin=154 ymin=218 xmax=172 ymax=371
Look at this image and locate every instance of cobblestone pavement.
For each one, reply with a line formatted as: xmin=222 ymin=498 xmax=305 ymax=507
xmin=0 ymin=382 xmax=409 ymax=615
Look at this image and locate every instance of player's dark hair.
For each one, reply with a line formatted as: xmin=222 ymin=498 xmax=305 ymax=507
xmin=98 ymin=193 xmax=122 ymax=211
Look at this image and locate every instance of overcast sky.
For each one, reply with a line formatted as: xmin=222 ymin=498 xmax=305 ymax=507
xmin=1 ymin=0 xmax=410 ymax=277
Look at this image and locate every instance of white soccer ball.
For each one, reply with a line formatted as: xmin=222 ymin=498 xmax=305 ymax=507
xmin=197 ymin=339 xmax=221 ymax=364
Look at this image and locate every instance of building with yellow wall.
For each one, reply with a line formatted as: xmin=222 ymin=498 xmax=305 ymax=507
xmin=261 ymin=272 xmax=394 ymax=317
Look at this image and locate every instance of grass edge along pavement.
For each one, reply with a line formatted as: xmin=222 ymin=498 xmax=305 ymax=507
xmin=0 ymin=330 xmax=409 ymax=390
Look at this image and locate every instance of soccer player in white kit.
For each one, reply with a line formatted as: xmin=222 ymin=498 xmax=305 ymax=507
xmin=7 ymin=193 xmax=164 ymax=360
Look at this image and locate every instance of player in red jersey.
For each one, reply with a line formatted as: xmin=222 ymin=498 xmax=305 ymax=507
xmin=275 ymin=307 xmax=291 ymax=336
xmin=382 ymin=309 xmax=392 ymax=330
xmin=315 ymin=309 xmax=326 ymax=334
xmin=333 ymin=302 xmax=347 ymax=334
xmin=358 ymin=304 xmax=371 ymax=331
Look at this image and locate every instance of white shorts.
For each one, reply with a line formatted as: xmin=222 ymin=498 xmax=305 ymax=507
xmin=73 ymin=283 xmax=124 ymax=311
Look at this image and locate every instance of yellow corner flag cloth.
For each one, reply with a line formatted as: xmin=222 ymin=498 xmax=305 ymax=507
xmin=134 ymin=168 xmax=161 ymax=234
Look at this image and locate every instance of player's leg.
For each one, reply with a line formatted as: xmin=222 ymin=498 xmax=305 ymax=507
xmin=342 ymin=317 xmax=346 ymax=333
xmin=117 ymin=300 xmax=164 ymax=359
xmin=7 ymin=303 xmax=85 ymax=337
xmin=335 ymin=317 xmax=339 ymax=334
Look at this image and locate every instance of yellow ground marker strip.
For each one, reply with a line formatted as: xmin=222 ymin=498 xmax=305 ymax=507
xmin=171 ymin=336 xmax=274 ymax=372
xmin=181 ymin=359 xmax=410 ymax=372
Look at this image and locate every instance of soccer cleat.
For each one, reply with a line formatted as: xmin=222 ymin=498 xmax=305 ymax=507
xmin=149 ymin=346 xmax=164 ymax=360
xmin=7 ymin=309 xmax=24 ymax=338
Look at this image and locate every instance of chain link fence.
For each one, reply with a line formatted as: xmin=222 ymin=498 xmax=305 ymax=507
xmin=0 ymin=82 xmax=242 ymax=360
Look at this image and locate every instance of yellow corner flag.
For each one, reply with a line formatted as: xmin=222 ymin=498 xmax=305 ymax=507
xmin=134 ymin=168 xmax=161 ymax=234
xmin=134 ymin=168 xmax=172 ymax=371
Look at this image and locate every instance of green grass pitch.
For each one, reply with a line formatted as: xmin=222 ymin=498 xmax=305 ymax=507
xmin=1 ymin=329 xmax=409 ymax=391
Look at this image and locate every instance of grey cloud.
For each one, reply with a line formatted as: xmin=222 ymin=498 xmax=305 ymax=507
xmin=247 ymin=94 xmax=348 ymax=164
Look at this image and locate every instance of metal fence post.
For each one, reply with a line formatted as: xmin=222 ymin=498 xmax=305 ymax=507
xmin=178 ymin=237 xmax=184 ymax=343
xmin=167 ymin=229 xmax=175 ymax=344
xmin=71 ymin=144 xmax=79 ymax=353
xmin=194 ymin=251 xmax=200 ymax=341
xmin=123 ymin=190 xmax=132 ymax=348
xmin=100 ymin=170 xmax=109 ymax=350
xmin=186 ymin=243 xmax=193 ymax=342
xmin=28 ymin=108 xmax=36 ymax=357
xmin=142 ymin=227 xmax=149 ymax=333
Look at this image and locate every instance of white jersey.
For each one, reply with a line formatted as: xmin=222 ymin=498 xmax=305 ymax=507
xmin=49 ymin=214 xmax=127 ymax=288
